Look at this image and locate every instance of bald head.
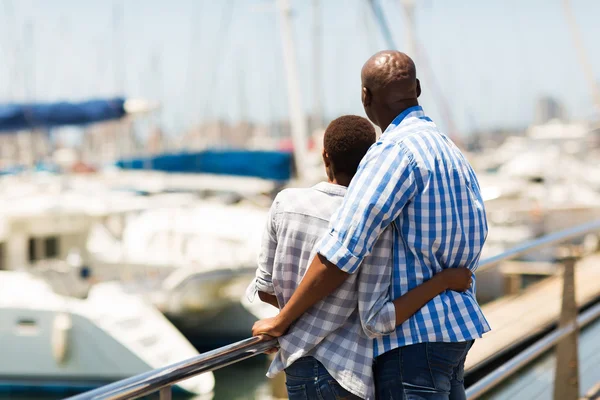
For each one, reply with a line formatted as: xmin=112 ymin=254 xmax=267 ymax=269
xmin=360 ymin=50 xmax=421 ymax=128
xmin=362 ymin=50 xmax=419 ymax=102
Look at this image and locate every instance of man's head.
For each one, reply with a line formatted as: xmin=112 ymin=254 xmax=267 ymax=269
xmin=322 ymin=115 xmax=376 ymax=187
xmin=361 ymin=50 xmax=421 ymax=129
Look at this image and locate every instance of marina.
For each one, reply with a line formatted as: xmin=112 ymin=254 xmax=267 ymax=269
xmin=467 ymin=253 xmax=600 ymax=371
xmin=1 ymin=0 xmax=600 ymax=399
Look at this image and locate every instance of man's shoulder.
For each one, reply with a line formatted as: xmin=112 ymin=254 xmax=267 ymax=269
xmin=381 ymin=121 xmax=430 ymax=154
xmin=274 ymin=186 xmax=319 ymax=204
xmin=273 ymin=186 xmax=340 ymax=221
xmin=387 ymin=122 xmax=468 ymax=168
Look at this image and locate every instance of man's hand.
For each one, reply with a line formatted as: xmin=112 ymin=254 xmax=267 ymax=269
xmin=251 ymin=254 xmax=349 ymax=340
xmin=251 ymin=253 xmax=348 ymax=339
xmin=256 ymin=333 xmax=279 ymax=354
xmin=436 ymin=268 xmax=472 ymax=292
xmin=252 ymin=316 xmax=290 ymax=338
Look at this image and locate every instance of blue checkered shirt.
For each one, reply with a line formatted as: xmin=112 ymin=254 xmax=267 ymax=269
xmin=318 ymin=106 xmax=491 ymax=357
xmin=247 ymin=182 xmax=397 ymax=400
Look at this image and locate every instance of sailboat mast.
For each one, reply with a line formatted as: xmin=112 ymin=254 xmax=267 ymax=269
xmin=23 ymin=20 xmax=39 ymax=165
xmin=2 ymin=0 xmax=17 ymax=100
xmin=312 ymin=0 xmax=322 ymax=132
xmin=397 ymin=0 xmax=460 ymax=146
xmin=400 ymin=0 xmax=416 ymax=59
xmin=24 ymin=20 xmax=35 ymax=100
xmin=277 ymin=0 xmax=308 ymax=180
xmin=112 ymin=0 xmax=125 ymax=94
xmin=562 ymin=0 xmax=600 ymax=114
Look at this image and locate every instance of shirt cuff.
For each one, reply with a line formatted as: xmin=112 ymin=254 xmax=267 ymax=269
xmin=245 ymin=277 xmax=275 ymax=302
xmin=317 ymin=232 xmax=363 ymax=274
xmin=364 ymin=302 xmax=396 ymax=338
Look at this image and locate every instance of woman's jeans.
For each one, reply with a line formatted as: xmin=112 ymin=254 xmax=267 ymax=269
xmin=284 ymin=356 xmax=361 ymax=400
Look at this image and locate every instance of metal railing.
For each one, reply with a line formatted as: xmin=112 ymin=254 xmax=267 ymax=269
xmin=66 ymin=335 xmax=277 ymax=400
xmin=66 ymin=219 xmax=600 ymax=400
xmin=477 ymin=219 xmax=600 ymax=273
xmin=467 ymin=219 xmax=600 ymax=399
xmin=466 ymin=302 xmax=600 ymax=399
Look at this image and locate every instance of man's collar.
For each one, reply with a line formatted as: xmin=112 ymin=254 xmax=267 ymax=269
xmin=313 ymin=181 xmax=347 ymax=197
xmin=383 ymin=105 xmax=432 ymax=135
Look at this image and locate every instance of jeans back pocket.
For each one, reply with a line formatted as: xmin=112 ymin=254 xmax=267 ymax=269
xmin=286 ymin=383 xmax=309 ymax=400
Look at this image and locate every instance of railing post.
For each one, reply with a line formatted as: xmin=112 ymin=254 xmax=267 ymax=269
xmin=159 ymin=386 xmax=172 ymax=400
xmin=553 ymin=247 xmax=580 ymax=400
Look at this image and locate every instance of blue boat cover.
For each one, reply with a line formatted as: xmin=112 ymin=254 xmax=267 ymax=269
xmin=0 ymin=98 xmax=126 ymax=133
xmin=115 ymin=149 xmax=293 ymax=181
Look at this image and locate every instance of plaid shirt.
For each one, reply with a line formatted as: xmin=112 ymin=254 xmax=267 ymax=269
xmin=318 ymin=106 xmax=491 ymax=357
xmin=247 ymin=182 xmax=396 ymax=399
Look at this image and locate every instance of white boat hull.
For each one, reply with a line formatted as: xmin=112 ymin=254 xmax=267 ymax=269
xmin=0 ymin=272 xmax=214 ymax=397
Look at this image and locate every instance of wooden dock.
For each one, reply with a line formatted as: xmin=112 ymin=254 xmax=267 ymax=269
xmin=466 ymin=253 xmax=600 ymax=371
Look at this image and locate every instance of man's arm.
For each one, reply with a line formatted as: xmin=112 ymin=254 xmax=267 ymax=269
xmin=356 ymin=226 xmax=472 ymax=338
xmin=246 ymin=197 xmax=279 ymax=304
xmin=252 ymin=143 xmax=423 ymax=337
xmin=361 ymin=268 xmax=472 ymax=338
xmin=390 ymin=269 xmax=471 ymax=328
xmin=252 ymin=254 xmax=348 ymax=337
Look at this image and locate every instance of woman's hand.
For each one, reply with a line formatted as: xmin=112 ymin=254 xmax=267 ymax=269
xmin=436 ymin=268 xmax=473 ymax=292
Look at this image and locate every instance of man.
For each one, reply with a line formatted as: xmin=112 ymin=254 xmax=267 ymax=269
xmin=253 ymin=51 xmax=490 ymax=399
xmin=249 ymin=115 xmax=473 ymax=399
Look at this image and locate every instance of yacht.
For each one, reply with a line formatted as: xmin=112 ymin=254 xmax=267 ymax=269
xmin=0 ymin=270 xmax=214 ymax=397
xmin=91 ymin=198 xmax=269 ymax=341
xmin=0 ymin=171 xmax=272 ymax=340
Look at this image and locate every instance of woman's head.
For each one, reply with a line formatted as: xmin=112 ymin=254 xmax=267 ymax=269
xmin=322 ymin=115 xmax=376 ymax=186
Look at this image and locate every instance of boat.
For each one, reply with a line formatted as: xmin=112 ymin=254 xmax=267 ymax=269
xmin=475 ymin=119 xmax=600 ymax=234
xmin=0 ymin=270 xmax=214 ymax=397
xmin=465 ymin=119 xmax=600 ymax=302
xmin=114 ymin=149 xmax=294 ymax=182
xmin=0 ymin=97 xmax=156 ymax=133
xmin=89 ymin=197 xmax=270 ymax=343
xmin=0 ymin=97 xmax=157 ymax=175
xmin=0 ymin=168 xmax=274 ymax=343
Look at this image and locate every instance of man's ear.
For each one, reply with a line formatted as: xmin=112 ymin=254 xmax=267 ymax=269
xmin=416 ymin=79 xmax=421 ymax=98
xmin=362 ymin=86 xmax=372 ymax=107
xmin=322 ymin=149 xmax=330 ymax=168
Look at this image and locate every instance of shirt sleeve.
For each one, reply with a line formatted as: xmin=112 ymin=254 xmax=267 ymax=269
xmin=357 ymin=225 xmax=396 ymax=338
xmin=246 ymin=195 xmax=279 ymax=302
xmin=317 ymin=141 xmax=423 ymax=273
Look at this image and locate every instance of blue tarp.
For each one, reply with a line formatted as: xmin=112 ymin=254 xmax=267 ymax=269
xmin=0 ymin=98 xmax=126 ymax=133
xmin=116 ymin=150 xmax=293 ymax=181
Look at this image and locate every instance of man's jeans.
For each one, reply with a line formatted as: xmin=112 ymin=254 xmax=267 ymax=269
xmin=374 ymin=341 xmax=475 ymax=400
xmin=284 ymin=356 xmax=361 ymax=400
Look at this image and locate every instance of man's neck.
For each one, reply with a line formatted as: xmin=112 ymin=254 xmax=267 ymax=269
xmin=328 ymin=174 xmax=352 ymax=188
xmin=380 ymin=100 xmax=419 ymax=131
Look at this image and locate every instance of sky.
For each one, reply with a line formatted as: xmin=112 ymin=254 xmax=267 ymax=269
xmin=1 ymin=0 xmax=599 ymax=139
